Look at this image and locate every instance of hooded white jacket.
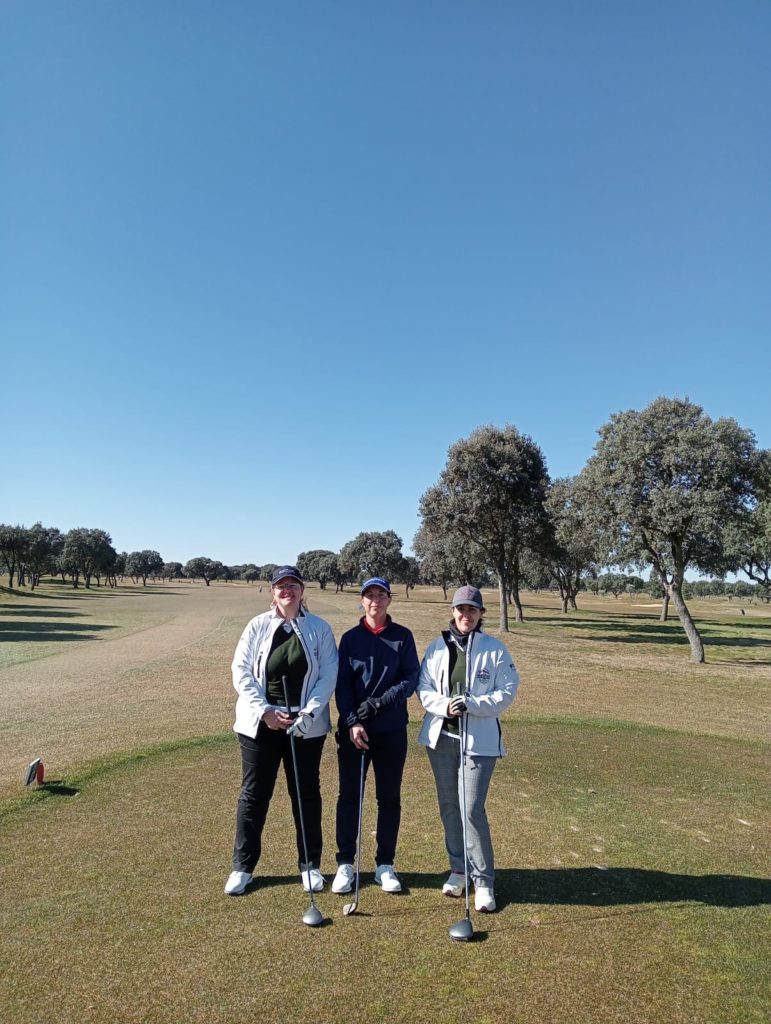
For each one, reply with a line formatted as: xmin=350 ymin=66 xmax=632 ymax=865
xmin=231 ymin=608 xmax=338 ymax=740
xmin=417 ymin=629 xmax=519 ymax=756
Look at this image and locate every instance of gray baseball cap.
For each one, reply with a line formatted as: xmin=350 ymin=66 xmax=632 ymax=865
xmin=451 ymin=585 xmax=485 ymax=611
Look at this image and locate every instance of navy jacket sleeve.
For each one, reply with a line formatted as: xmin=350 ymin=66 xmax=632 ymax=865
xmin=376 ymin=628 xmax=420 ymax=709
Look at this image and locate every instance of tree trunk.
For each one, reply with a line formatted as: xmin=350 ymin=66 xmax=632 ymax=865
xmin=498 ymin=574 xmax=509 ymax=631
xmin=669 ymin=580 xmax=705 ymax=663
xmin=511 ymin=587 xmax=524 ymax=623
xmin=659 ymin=593 xmax=670 ymax=621
xmin=569 ymin=595 xmax=578 ymax=610
xmin=560 ymin=595 xmax=568 ymax=614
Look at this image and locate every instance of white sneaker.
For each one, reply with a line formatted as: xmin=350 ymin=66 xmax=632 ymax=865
xmin=224 ymin=870 xmax=253 ymax=895
xmin=332 ymin=863 xmax=355 ymax=894
xmin=442 ymin=872 xmax=466 ymax=898
xmin=374 ymin=864 xmax=402 ymax=893
xmin=474 ymin=886 xmax=496 ymax=912
xmin=301 ymin=867 xmax=325 ymax=892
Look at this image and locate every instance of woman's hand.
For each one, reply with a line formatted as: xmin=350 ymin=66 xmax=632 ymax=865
xmin=349 ymin=724 xmax=369 ymax=750
xmin=447 ymin=694 xmax=468 ymax=717
xmin=264 ymin=709 xmax=293 ymax=731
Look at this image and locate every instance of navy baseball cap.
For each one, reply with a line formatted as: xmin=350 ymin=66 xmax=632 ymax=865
xmin=271 ymin=565 xmax=304 ymax=585
xmin=360 ymin=577 xmax=391 ymax=595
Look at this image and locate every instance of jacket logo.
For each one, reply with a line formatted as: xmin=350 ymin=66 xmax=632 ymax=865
xmin=476 ymin=669 xmax=490 ymax=681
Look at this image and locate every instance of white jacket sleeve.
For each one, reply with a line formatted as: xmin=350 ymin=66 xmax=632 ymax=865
xmin=417 ymin=643 xmax=451 ymax=717
xmin=231 ymin=621 xmax=271 ymax=722
xmin=465 ymin=644 xmax=519 ymax=718
xmin=300 ymin=620 xmax=339 ymax=718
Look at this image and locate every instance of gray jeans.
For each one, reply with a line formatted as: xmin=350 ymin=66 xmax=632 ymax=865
xmin=426 ymin=732 xmax=497 ymax=888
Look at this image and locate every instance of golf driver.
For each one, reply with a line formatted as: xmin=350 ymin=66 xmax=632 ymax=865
xmin=449 ymin=711 xmax=474 ymax=942
xmin=282 ymin=676 xmax=324 ymax=928
xmin=343 ymin=749 xmax=367 ymax=917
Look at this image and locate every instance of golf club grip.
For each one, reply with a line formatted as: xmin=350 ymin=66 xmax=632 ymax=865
xmin=281 ymin=674 xmax=290 ymax=714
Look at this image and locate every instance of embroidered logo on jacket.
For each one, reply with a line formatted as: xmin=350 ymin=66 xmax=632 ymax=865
xmin=476 ymin=668 xmax=490 ymax=681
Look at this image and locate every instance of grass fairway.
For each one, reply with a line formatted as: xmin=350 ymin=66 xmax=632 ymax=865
xmin=1 ymin=582 xmax=769 ymax=1022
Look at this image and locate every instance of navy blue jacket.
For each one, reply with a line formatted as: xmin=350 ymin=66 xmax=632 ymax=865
xmin=335 ymin=617 xmax=420 ymax=735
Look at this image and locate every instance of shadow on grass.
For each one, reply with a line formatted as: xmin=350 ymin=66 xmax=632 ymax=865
xmin=0 ymin=608 xmax=84 ymax=617
xmin=398 ymin=868 xmax=769 ymax=908
xmin=497 ymin=867 xmax=770 ymax=908
xmin=0 ymin=622 xmax=116 ymax=642
xmin=38 ymin=780 xmax=80 ymax=797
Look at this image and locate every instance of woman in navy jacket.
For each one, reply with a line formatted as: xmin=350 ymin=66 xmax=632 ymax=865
xmin=332 ymin=577 xmax=420 ymax=895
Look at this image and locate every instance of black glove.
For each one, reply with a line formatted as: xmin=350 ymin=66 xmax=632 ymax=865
xmin=448 ymin=694 xmax=467 ymax=716
xmin=356 ymin=697 xmax=382 ymax=721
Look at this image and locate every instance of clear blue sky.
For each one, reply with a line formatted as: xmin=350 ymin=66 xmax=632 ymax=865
xmin=3 ymin=0 xmax=769 ymax=566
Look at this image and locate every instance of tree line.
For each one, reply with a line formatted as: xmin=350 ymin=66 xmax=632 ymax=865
xmin=3 ymin=397 xmax=769 ymax=663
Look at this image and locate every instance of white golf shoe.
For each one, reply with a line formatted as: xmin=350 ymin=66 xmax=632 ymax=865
xmin=374 ymin=864 xmax=402 ymax=893
xmin=224 ymin=870 xmax=254 ymax=895
xmin=332 ymin=863 xmax=355 ymax=894
xmin=301 ymin=867 xmax=325 ymax=892
xmin=474 ymin=886 xmax=496 ymax=912
xmin=442 ymin=872 xmax=466 ymax=898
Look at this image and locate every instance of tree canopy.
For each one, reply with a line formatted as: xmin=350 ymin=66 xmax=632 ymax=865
xmin=578 ymin=396 xmax=761 ymax=661
xmin=419 ymin=424 xmax=549 ymax=629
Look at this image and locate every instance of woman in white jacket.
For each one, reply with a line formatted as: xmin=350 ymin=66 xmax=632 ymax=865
xmin=418 ymin=586 xmax=519 ymax=913
xmin=224 ymin=565 xmax=338 ymax=896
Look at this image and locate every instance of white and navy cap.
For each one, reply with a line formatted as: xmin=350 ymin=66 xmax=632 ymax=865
xmin=360 ymin=577 xmax=391 ymax=596
xmin=271 ymin=565 xmax=304 ymax=585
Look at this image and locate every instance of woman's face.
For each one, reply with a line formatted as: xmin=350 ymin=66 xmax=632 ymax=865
xmin=361 ymin=585 xmax=392 ymax=623
xmin=452 ymin=603 xmax=482 ymax=635
xmin=272 ymin=577 xmax=304 ymax=617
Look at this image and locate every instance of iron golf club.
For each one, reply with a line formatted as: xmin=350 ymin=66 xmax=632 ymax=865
xmin=343 ymin=749 xmax=367 ymax=917
xmin=449 ymin=711 xmax=474 ymax=941
xmin=282 ymin=676 xmax=324 ymax=928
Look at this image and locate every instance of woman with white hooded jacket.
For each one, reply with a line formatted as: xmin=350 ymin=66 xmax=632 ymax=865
xmin=418 ymin=585 xmax=519 ymax=913
xmin=224 ymin=565 xmax=338 ymax=897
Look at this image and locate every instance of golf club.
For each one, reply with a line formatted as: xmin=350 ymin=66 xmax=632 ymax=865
xmin=343 ymin=749 xmax=367 ymax=917
xmin=449 ymin=711 xmax=474 ymax=941
xmin=282 ymin=676 xmax=324 ymax=928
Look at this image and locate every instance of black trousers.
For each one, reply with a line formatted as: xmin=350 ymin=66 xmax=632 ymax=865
xmin=335 ymin=726 xmax=408 ymax=867
xmin=232 ymin=724 xmax=326 ymax=873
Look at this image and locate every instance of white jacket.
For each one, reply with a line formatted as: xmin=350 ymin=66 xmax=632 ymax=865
xmin=417 ymin=629 xmax=519 ymax=756
xmin=231 ymin=608 xmax=338 ymax=740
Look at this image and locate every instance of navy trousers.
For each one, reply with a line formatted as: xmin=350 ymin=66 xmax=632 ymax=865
xmin=335 ymin=726 xmax=408 ymax=867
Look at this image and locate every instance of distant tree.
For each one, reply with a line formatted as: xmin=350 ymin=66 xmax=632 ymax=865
xmin=162 ymin=561 xmax=184 ymax=582
xmin=260 ymin=563 xmax=278 ymax=584
xmin=184 ymin=557 xmax=223 ymax=586
xmin=0 ymin=524 xmax=27 ymax=588
xmin=297 ymin=550 xmax=339 ymax=590
xmin=338 ymin=531 xmax=405 ymax=587
xmin=724 ymin=459 xmax=771 ymax=601
xmin=243 ymin=564 xmax=261 ymax=583
xmin=578 ymin=396 xmax=761 ymax=662
xmin=419 ymin=425 xmax=549 ymax=629
xmin=126 ymin=550 xmax=164 ymax=586
xmin=539 ymin=476 xmax=599 ymax=613
xmin=413 ymin=507 xmax=487 ymax=600
xmin=394 ymin=555 xmax=421 ymax=597
xmin=23 ymin=524 xmax=64 ymax=589
xmin=58 ymin=528 xmax=116 ymax=589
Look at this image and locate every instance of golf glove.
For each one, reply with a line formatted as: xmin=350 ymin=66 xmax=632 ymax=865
xmin=448 ymin=694 xmax=467 ymax=716
xmin=356 ymin=697 xmax=382 ymax=721
xmin=287 ymin=711 xmax=313 ymax=738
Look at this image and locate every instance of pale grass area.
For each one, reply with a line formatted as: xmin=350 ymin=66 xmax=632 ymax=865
xmin=1 ymin=581 xmax=768 ymax=802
